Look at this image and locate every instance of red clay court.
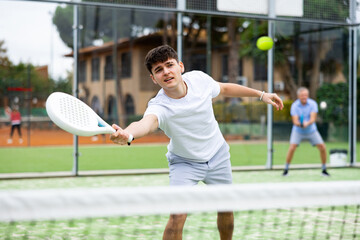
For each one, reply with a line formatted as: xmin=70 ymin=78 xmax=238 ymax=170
xmin=0 ymin=126 xmax=169 ymax=147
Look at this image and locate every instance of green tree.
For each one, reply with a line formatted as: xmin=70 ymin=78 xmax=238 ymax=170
xmin=0 ymin=40 xmax=12 ymax=96
xmin=238 ymin=0 xmax=349 ymax=99
xmin=53 ymin=6 xmax=74 ymax=48
xmin=316 ymin=82 xmax=348 ymax=125
xmin=53 ymin=5 xmax=166 ymax=49
xmin=49 ymin=76 xmax=72 ymax=94
xmin=5 ymin=63 xmax=50 ymax=98
xmin=1 ymin=40 xmax=49 ymax=98
xmin=0 ymin=40 xmax=11 ymax=72
xmin=51 ymin=0 xmax=350 ymax=101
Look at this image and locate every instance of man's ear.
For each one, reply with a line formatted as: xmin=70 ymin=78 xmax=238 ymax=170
xmin=150 ymin=74 xmax=157 ymax=85
xmin=179 ymin=61 xmax=185 ymax=73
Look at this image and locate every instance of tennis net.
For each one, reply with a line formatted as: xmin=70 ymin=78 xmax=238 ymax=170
xmin=1 ymin=181 xmax=359 ymax=239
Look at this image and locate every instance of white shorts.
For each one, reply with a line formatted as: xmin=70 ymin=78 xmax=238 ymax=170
xmin=290 ymin=130 xmax=324 ymax=146
xmin=166 ymin=142 xmax=232 ymax=186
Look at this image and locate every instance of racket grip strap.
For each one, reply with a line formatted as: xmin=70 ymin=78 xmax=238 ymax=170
xmin=127 ymin=134 xmax=134 ymax=146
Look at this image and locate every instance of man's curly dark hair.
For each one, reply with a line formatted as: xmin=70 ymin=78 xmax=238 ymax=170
xmin=145 ymin=45 xmax=179 ymax=74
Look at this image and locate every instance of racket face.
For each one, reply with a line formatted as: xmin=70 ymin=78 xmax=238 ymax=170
xmin=46 ymin=92 xmax=114 ymax=136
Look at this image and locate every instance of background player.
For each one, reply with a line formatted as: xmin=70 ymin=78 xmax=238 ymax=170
xmin=283 ymin=87 xmax=329 ymax=177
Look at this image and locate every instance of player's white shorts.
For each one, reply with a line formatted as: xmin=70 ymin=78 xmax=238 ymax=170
xmin=166 ymin=142 xmax=232 ymax=186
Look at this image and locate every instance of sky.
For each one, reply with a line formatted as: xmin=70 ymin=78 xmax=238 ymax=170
xmin=0 ymin=0 xmax=72 ymax=79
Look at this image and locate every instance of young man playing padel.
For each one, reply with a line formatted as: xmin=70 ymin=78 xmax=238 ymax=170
xmin=283 ymin=87 xmax=330 ymax=177
xmin=110 ymin=45 xmax=284 ymax=240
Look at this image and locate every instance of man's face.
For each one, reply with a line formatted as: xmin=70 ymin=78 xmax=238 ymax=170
xmin=298 ymin=90 xmax=309 ymax=105
xmin=150 ymin=58 xmax=184 ymax=90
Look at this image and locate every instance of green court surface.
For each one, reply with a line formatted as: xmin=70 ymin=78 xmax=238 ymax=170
xmin=1 ymin=168 xmax=359 ymax=189
xmin=0 ymin=142 xmax=357 ymax=173
xmin=0 ymin=168 xmax=359 ymax=240
xmin=0 ymin=142 xmax=359 ymax=239
xmin=1 ymin=206 xmax=356 ymax=240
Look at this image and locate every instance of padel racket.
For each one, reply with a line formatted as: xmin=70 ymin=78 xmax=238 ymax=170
xmin=46 ymin=92 xmax=116 ymax=136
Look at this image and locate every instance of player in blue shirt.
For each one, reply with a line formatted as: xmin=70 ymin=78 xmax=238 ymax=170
xmin=283 ymin=87 xmax=330 ymax=176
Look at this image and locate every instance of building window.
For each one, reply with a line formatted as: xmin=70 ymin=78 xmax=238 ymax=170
xmin=107 ymin=95 xmax=117 ymax=123
xmin=254 ymin=56 xmax=267 ymax=81
xmin=105 ymin=55 xmax=113 ymax=80
xmin=221 ymin=55 xmax=243 ymax=82
xmin=91 ymin=57 xmax=100 ymax=82
xmin=189 ymin=54 xmax=206 ymax=72
xmin=91 ymin=95 xmax=102 ymax=116
xmin=121 ymin=52 xmax=131 ymax=78
xmin=125 ymin=94 xmax=135 ymax=115
xmin=79 ymin=60 xmax=86 ymax=83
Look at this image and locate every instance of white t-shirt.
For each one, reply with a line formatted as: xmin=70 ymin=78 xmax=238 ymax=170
xmin=144 ymin=70 xmax=225 ymax=162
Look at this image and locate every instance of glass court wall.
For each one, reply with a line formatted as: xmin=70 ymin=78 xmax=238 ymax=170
xmin=0 ymin=0 xmax=358 ymax=174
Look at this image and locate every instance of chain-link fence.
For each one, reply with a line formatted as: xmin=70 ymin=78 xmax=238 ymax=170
xmin=22 ymin=0 xmax=356 ymax=25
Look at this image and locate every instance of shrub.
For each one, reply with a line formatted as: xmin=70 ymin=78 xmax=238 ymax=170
xmin=213 ymin=99 xmax=293 ymax=123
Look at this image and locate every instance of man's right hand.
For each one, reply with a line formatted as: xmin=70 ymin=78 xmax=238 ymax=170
xmin=110 ymin=124 xmax=132 ymax=145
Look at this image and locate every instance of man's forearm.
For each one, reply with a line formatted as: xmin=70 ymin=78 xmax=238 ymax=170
xmin=124 ymin=115 xmax=158 ymax=139
xmin=110 ymin=114 xmax=158 ymax=145
xmin=219 ymin=83 xmax=262 ymax=98
xmin=306 ymin=113 xmax=317 ymax=125
xmin=124 ymin=122 xmax=151 ymax=139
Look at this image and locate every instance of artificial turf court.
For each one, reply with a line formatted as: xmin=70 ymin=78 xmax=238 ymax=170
xmin=1 ymin=168 xmax=360 ymax=189
xmin=0 ymin=169 xmax=359 ymax=240
xmin=0 ymin=142 xmax=357 ymax=174
xmin=1 ymin=128 xmax=359 ymax=239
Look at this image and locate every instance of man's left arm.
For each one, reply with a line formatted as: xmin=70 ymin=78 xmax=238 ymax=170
xmin=303 ymin=112 xmax=317 ymax=128
xmin=218 ymin=82 xmax=284 ymax=111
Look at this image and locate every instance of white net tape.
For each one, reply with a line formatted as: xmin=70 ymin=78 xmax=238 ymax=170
xmin=1 ymin=181 xmax=360 ymax=222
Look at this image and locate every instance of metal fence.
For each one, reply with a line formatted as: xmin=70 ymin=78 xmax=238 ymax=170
xmin=20 ymin=0 xmax=357 ymax=26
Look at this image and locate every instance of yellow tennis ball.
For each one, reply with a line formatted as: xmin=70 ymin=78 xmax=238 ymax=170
xmin=256 ymin=36 xmax=274 ymax=51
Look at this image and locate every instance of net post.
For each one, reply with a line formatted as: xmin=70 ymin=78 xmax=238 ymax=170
xmin=27 ymin=65 xmax=32 ymax=147
xmin=348 ymin=0 xmax=357 ymax=166
xmin=206 ymin=15 xmax=212 ymax=75
xmin=266 ymin=0 xmax=275 ymax=169
xmin=177 ymin=0 xmax=185 ymax=61
xmin=72 ymin=2 xmax=80 ymax=176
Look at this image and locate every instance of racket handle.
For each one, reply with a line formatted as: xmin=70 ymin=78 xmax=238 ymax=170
xmin=299 ymin=115 xmax=304 ymax=128
xmin=127 ymin=134 xmax=134 ymax=146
